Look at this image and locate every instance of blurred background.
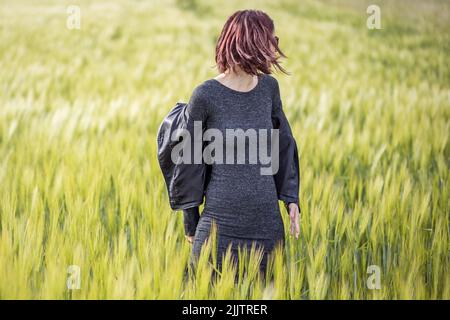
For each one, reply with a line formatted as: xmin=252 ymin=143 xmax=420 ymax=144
xmin=0 ymin=0 xmax=448 ymax=299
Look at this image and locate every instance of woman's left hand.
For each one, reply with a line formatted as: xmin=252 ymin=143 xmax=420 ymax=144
xmin=288 ymin=203 xmax=300 ymax=239
xmin=185 ymin=235 xmax=194 ymax=244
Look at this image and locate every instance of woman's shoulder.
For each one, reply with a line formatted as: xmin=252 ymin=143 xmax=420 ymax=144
xmin=190 ymin=78 xmax=217 ymax=102
xmin=188 ymin=79 xmax=217 ymax=113
xmin=260 ymin=73 xmax=281 ymax=100
xmin=262 ymin=73 xmax=280 ymax=89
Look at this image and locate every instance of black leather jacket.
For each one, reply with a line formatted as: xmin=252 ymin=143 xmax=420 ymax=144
xmin=156 ymin=101 xmax=300 ymax=212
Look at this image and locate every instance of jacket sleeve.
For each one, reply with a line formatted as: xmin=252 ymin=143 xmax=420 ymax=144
xmin=156 ymin=86 xmax=209 ymax=211
xmin=271 ymin=80 xmax=300 ymax=210
xmin=183 ymin=206 xmax=200 ymax=236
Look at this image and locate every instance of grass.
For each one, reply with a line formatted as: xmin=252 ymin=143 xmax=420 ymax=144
xmin=0 ymin=0 xmax=449 ymax=299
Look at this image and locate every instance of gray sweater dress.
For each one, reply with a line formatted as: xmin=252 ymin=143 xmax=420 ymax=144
xmin=183 ymin=73 xmax=293 ymax=276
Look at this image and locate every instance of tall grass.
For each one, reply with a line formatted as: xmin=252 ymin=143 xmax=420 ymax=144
xmin=0 ymin=0 xmax=448 ymax=299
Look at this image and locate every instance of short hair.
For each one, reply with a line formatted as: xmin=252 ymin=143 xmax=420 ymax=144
xmin=215 ymin=9 xmax=288 ymax=76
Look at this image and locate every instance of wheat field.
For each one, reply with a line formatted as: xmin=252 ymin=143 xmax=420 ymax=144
xmin=0 ymin=0 xmax=449 ymax=299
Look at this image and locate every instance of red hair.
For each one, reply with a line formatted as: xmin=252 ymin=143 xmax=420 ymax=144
xmin=215 ymin=9 xmax=288 ymax=76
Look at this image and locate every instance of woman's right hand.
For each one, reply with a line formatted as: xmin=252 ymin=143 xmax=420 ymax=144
xmin=287 ymin=203 xmax=300 ymax=239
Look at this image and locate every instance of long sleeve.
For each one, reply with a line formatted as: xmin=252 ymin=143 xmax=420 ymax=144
xmin=156 ymin=84 xmax=210 ymax=211
xmin=183 ymin=206 xmax=200 ymax=236
xmin=271 ymin=79 xmax=300 ymax=210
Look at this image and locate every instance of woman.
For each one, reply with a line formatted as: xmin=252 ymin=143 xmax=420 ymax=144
xmin=159 ymin=9 xmax=301 ymax=279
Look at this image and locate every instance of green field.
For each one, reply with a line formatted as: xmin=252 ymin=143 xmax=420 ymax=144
xmin=0 ymin=0 xmax=449 ymax=299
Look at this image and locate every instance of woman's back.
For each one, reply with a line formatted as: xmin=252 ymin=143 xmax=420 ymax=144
xmin=189 ymin=73 xmax=285 ymax=267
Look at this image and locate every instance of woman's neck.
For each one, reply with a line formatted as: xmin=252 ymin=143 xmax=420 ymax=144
xmin=214 ymin=67 xmax=258 ymax=92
